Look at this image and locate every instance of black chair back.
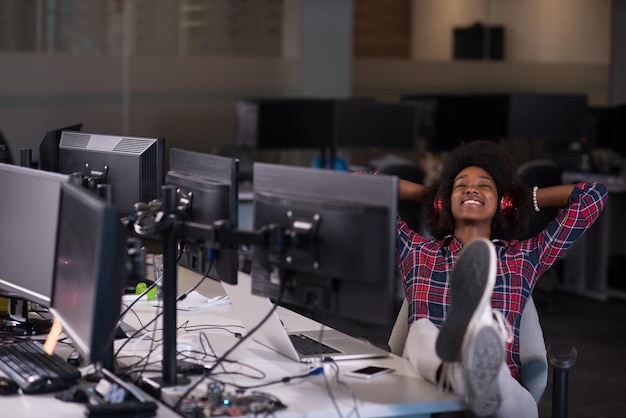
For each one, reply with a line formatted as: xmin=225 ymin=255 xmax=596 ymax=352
xmin=517 ymin=159 xmax=562 ymax=240
xmin=377 ymin=164 xmax=425 ymax=233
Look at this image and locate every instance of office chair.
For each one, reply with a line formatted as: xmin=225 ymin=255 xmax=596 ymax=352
xmin=517 ymin=159 xmax=563 ymax=311
xmin=515 ymin=159 xmax=576 ymax=418
xmin=388 ymin=297 xmax=575 ymax=418
xmin=517 ymin=159 xmax=562 ymax=240
xmin=377 ymin=163 xmax=425 ymax=233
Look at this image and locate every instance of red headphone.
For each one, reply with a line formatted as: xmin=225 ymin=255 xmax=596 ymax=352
xmin=434 ymin=186 xmax=519 ymax=220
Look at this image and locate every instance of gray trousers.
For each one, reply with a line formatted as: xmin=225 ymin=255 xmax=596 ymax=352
xmin=403 ymin=318 xmax=538 ymax=418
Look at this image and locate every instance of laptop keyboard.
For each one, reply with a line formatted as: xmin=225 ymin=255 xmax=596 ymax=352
xmin=289 ymin=334 xmax=340 ymax=355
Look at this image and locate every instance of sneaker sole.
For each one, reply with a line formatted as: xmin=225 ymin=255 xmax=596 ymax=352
xmin=463 ymin=325 xmax=504 ymax=417
xmin=435 ymin=237 xmax=496 ymax=362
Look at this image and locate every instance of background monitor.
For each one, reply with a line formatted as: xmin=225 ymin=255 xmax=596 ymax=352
xmin=507 ymin=93 xmax=588 ymax=141
xmin=0 ymin=164 xmax=68 ymax=307
xmin=166 ymin=148 xmax=239 ymax=284
xmin=0 ymin=130 xmax=13 ymax=164
xmin=50 ymin=182 xmax=129 ymax=365
xmin=400 ymin=93 xmax=507 ymax=152
xmin=250 ymin=163 xmax=398 ymax=327
xmin=585 ymin=106 xmax=616 ymax=149
xmin=39 ymin=123 xmax=83 ymax=172
xmin=57 ymin=131 xmax=165 ymax=214
xmin=235 ymin=98 xmax=336 ymax=149
xmin=333 ymin=101 xmax=417 ymax=150
xmin=613 ymin=103 xmax=626 ymax=157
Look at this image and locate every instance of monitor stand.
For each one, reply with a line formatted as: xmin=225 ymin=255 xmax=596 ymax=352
xmin=0 ymin=298 xmax=52 ymax=335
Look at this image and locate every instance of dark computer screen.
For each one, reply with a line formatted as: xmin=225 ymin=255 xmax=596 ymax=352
xmin=585 ymin=106 xmax=616 ymax=149
xmin=613 ymin=103 xmax=626 ymax=157
xmin=0 ymin=130 xmax=13 ymax=164
xmin=50 ymin=182 xmax=129 ymax=364
xmin=507 ymin=93 xmax=588 ymax=141
xmin=166 ymin=148 xmax=239 ymax=284
xmin=0 ymin=164 xmax=68 ymax=307
xmin=333 ymin=101 xmax=417 ymax=150
xmin=39 ymin=123 xmax=83 ymax=172
xmin=250 ymin=163 xmax=398 ymax=327
xmin=401 ymin=93 xmax=507 ymax=152
xmin=236 ymin=98 xmax=336 ymax=149
xmin=57 ymin=131 xmax=165 ymax=214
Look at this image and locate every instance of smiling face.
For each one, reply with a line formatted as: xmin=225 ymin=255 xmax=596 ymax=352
xmin=450 ymin=166 xmax=498 ymax=224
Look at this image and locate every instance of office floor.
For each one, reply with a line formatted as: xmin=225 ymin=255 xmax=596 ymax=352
xmin=535 ymin=291 xmax=626 ymax=418
xmin=328 ymin=290 xmax=626 ymax=418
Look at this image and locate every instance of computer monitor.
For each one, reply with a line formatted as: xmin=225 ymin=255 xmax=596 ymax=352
xmin=39 ymin=123 xmax=83 ymax=172
xmin=50 ymin=182 xmax=129 ymax=365
xmin=507 ymin=93 xmax=588 ymax=142
xmin=0 ymin=164 xmax=68 ymax=308
xmin=613 ymin=103 xmax=626 ymax=157
xmin=235 ymin=98 xmax=336 ymax=149
xmin=400 ymin=93 xmax=506 ymax=152
xmin=57 ymin=131 xmax=165 ymax=214
xmin=333 ymin=101 xmax=417 ymax=150
xmin=165 ymin=148 xmax=239 ymax=284
xmin=585 ymin=106 xmax=615 ymax=149
xmin=0 ymin=130 xmax=13 ymax=164
xmin=250 ymin=163 xmax=398 ymax=327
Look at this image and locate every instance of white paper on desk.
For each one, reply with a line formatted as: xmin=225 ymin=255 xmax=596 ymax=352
xmin=150 ymin=291 xmax=230 ymax=311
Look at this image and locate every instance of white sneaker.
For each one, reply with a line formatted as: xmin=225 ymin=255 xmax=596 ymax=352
xmin=435 ymin=237 xmax=504 ymax=417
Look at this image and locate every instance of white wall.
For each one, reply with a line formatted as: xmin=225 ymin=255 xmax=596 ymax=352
xmin=411 ymin=0 xmax=611 ymax=64
xmin=0 ymin=55 xmax=300 ymax=164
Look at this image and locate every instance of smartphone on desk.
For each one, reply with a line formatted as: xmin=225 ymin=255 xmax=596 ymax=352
xmin=345 ymin=366 xmax=394 ymax=380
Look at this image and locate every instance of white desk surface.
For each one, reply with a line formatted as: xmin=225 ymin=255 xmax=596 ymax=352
xmin=2 ymin=268 xmax=464 ymax=418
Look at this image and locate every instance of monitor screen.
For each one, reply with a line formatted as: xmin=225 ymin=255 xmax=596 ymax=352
xmin=39 ymin=123 xmax=83 ymax=172
xmin=166 ymin=148 xmax=239 ymax=284
xmin=0 ymin=130 xmax=13 ymax=164
xmin=57 ymin=131 xmax=165 ymax=214
xmin=250 ymin=163 xmax=398 ymax=327
xmin=0 ymin=164 xmax=68 ymax=307
xmin=50 ymin=182 xmax=129 ymax=364
xmin=507 ymin=93 xmax=588 ymax=141
xmin=333 ymin=101 xmax=417 ymax=150
xmin=236 ymin=98 xmax=336 ymax=149
xmin=400 ymin=93 xmax=506 ymax=152
xmin=613 ymin=103 xmax=626 ymax=157
xmin=585 ymin=106 xmax=615 ymax=149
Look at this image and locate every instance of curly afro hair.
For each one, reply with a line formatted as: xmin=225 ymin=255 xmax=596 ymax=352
xmin=422 ymin=140 xmax=534 ymax=241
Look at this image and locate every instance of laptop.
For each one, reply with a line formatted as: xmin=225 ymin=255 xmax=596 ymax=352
xmin=222 ymin=275 xmax=389 ymax=363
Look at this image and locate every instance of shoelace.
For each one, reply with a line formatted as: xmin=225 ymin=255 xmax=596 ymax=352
xmin=492 ymin=310 xmax=514 ymax=345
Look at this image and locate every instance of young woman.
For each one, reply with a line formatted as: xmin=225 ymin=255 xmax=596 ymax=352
xmin=395 ymin=140 xmax=608 ymax=417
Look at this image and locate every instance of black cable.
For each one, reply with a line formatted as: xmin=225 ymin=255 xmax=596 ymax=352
xmin=114 ymin=256 xmax=216 ymax=381
xmin=227 ymin=366 xmax=324 ymax=391
xmin=176 ymin=248 xmax=214 ymax=302
xmin=172 ymin=277 xmax=289 ymax=412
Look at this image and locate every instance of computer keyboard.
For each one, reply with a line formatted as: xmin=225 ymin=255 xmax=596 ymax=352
xmin=0 ymin=339 xmax=81 ymax=394
xmin=289 ymin=334 xmax=340 ymax=355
